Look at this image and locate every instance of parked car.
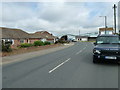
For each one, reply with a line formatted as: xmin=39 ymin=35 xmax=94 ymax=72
xmin=93 ymin=34 xmax=120 ymax=63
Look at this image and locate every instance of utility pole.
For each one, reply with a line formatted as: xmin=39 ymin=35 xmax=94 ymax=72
xmin=113 ymin=4 xmax=117 ymax=34
xmin=119 ymin=2 xmax=120 ymax=35
xmin=79 ymin=30 xmax=80 ymax=36
xmin=105 ymin=16 xmax=107 ymax=34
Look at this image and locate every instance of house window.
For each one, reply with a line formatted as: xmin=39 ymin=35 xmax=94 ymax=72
xmin=20 ymin=39 xmax=24 ymax=43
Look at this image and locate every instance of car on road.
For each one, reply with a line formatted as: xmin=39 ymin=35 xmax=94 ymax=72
xmin=93 ymin=34 xmax=120 ymax=63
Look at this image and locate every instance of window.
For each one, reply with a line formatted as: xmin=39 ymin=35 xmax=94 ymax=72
xmin=20 ymin=39 xmax=24 ymax=43
xmin=97 ymin=36 xmax=119 ymax=44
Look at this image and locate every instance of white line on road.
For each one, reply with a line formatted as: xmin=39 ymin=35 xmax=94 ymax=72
xmin=49 ymin=58 xmax=71 ymax=73
xmin=76 ymin=50 xmax=83 ymax=55
xmin=76 ymin=47 xmax=86 ymax=55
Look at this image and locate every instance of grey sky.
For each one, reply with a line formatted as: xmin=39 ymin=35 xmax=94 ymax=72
xmin=1 ymin=1 xmax=119 ymax=36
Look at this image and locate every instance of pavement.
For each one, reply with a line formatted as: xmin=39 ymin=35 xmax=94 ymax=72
xmin=1 ymin=43 xmax=74 ymax=65
xmin=2 ymin=42 xmax=119 ymax=88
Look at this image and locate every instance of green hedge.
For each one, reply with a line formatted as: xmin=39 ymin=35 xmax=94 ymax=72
xmin=2 ymin=41 xmax=12 ymax=52
xmin=19 ymin=41 xmax=51 ymax=48
xmin=20 ymin=43 xmax=33 ymax=48
xmin=34 ymin=41 xmax=44 ymax=46
xmin=44 ymin=41 xmax=51 ymax=45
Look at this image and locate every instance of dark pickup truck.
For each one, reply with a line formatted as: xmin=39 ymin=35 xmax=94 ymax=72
xmin=93 ymin=34 xmax=120 ymax=63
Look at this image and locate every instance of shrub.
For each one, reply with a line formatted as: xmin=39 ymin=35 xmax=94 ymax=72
xmin=34 ymin=41 xmax=44 ymax=46
xmin=44 ymin=41 xmax=51 ymax=45
xmin=2 ymin=41 xmax=12 ymax=52
xmin=20 ymin=43 xmax=33 ymax=48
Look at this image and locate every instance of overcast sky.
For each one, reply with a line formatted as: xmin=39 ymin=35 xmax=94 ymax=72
xmin=1 ymin=2 xmax=119 ymax=36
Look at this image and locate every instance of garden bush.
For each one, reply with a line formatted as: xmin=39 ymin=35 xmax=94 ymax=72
xmin=2 ymin=41 xmax=12 ymax=52
xmin=20 ymin=43 xmax=33 ymax=48
xmin=44 ymin=41 xmax=51 ymax=45
xmin=34 ymin=41 xmax=44 ymax=46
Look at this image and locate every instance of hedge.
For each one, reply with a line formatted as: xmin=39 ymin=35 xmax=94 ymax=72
xmin=44 ymin=41 xmax=51 ymax=45
xmin=2 ymin=41 xmax=12 ymax=52
xmin=20 ymin=43 xmax=33 ymax=48
xmin=34 ymin=41 xmax=44 ymax=46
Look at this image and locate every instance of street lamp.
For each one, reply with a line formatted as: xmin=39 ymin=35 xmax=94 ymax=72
xmin=99 ymin=16 xmax=107 ymax=34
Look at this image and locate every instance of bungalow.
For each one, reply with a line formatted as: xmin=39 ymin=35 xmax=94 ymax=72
xmin=29 ymin=31 xmax=56 ymax=43
xmin=1 ymin=27 xmax=29 ymax=48
xmin=0 ymin=27 xmax=56 ymax=48
xmin=75 ymin=36 xmax=88 ymax=41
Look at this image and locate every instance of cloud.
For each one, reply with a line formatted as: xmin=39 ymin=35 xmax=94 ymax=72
xmin=2 ymin=2 xmax=37 ymax=22
xmin=1 ymin=2 xmax=118 ymax=36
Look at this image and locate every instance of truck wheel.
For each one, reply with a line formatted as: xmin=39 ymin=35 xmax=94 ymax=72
xmin=93 ymin=57 xmax=97 ymax=63
xmin=93 ymin=60 xmax=97 ymax=63
xmin=118 ymin=61 xmax=120 ymax=65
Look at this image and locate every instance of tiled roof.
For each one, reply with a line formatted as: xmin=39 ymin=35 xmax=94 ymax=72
xmin=31 ymin=31 xmax=55 ymax=39
xmin=0 ymin=27 xmax=55 ymax=39
xmin=0 ymin=27 xmax=29 ymax=39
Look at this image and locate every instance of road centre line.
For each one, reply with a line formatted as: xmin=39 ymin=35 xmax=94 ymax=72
xmin=76 ymin=47 xmax=86 ymax=55
xmin=49 ymin=58 xmax=71 ymax=73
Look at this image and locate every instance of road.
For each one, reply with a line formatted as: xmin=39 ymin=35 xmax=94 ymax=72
xmin=2 ymin=42 xmax=119 ymax=88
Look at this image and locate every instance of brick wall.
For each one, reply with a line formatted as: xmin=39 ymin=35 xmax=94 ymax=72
xmin=11 ymin=39 xmax=20 ymax=48
xmin=29 ymin=38 xmax=40 ymax=44
xmin=10 ymin=38 xmax=54 ymax=48
xmin=11 ymin=39 xmax=28 ymax=48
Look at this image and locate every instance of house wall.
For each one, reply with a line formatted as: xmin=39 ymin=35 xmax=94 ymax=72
xmin=29 ymin=38 xmax=40 ymax=44
xmin=12 ymin=39 xmax=20 ymax=47
xmin=88 ymin=37 xmax=96 ymax=41
xmin=11 ymin=39 xmax=28 ymax=48
xmin=46 ymin=38 xmax=55 ymax=43
xmin=75 ymin=38 xmax=81 ymax=41
xmin=2 ymin=39 xmax=29 ymax=48
xmin=75 ymin=37 xmax=88 ymax=41
xmin=100 ymin=30 xmax=113 ymax=35
xmin=41 ymin=38 xmax=47 ymax=42
xmin=81 ymin=38 xmax=88 ymax=41
xmin=2 ymin=37 xmax=55 ymax=48
xmin=2 ymin=39 xmax=20 ymax=48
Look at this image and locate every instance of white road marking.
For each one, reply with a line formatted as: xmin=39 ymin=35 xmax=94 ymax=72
xmin=76 ymin=47 xmax=86 ymax=55
xmin=76 ymin=50 xmax=83 ymax=55
xmin=49 ymin=58 xmax=71 ymax=73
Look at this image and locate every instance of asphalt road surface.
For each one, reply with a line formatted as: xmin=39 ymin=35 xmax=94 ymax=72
xmin=2 ymin=42 xmax=119 ymax=88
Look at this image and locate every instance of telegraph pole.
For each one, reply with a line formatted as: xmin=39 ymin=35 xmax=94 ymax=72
xmin=113 ymin=4 xmax=117 ymax=34
xmin=105 ymin=16 xmax=107 ymax=34
xmin=79 ymin=30 xmax=80 ymax=36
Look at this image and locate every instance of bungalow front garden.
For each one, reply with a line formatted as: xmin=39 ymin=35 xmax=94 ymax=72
xmin=1 ymin=41 xmax=62 ymax=57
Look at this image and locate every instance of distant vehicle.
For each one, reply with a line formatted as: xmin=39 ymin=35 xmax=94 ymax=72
xmin=93 ymin=34 xmax=120 ymax=63
xmin=72 ymin=39 xmax=77 ymax=42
